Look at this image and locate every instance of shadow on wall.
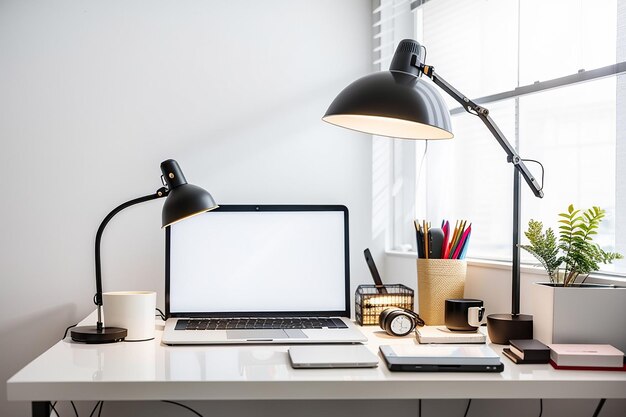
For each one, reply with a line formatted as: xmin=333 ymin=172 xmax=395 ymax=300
xmin=1 ymin=303 xmax=78 ymax=416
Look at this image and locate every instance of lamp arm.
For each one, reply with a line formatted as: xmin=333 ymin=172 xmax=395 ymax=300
xmin=93 ymin=186 xmax=169 ymax=330
xmin=421 ymin=66 xmax=544 ymax=199
xmin=421 ymin=65 xmax=544 ymax=317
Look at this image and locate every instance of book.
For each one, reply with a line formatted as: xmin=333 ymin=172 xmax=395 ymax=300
xmin=509 ymin=339 xmax=550 ymax=362
xmin=416 ymin=325 xmax=486 ymax=344
xmin=502 ymin=348 xmax=549 ymax=365
xmin=549 ymin=360 xmax=626 ymax=372
xmin=550 ymin=344 xmax=624 ymax=368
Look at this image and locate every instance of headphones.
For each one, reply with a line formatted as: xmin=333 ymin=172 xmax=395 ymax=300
xmin=379 ymin=307 xmax=425 ymax=337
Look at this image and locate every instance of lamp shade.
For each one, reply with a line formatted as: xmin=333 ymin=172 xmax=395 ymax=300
xmin=160 ymin=159 xmax=218 ymax=227
xmin=323 ymin=58 xmax=453 ymax=140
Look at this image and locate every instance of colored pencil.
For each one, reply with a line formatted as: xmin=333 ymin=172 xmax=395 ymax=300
xmin=452 ymin=224 xmax=472 ymax=260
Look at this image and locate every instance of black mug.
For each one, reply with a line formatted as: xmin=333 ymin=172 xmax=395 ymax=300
xmin=445 ymin=299 xmax=486 ymax=331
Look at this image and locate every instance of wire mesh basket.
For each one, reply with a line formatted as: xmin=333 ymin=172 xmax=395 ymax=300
xmin=355 ymin=284 xmax=414 ymax=325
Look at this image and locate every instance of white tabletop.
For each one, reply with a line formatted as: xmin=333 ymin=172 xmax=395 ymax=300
xmin=7 ymin=312 xmax=626 ymax=402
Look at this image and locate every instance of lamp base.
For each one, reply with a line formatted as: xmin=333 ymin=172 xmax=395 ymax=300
xmin=486 ymin=313 xmax=533 ymax=345
xmin=71 ymin=326 xmax=127 ymax=344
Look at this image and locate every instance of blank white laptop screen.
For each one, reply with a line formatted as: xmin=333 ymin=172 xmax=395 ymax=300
xmin=167 ymin=206 xmax=348 ymax=314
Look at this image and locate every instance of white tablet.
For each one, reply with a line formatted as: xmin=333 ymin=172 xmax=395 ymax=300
xmin=288 ymin=345 xmax=379 ymax=368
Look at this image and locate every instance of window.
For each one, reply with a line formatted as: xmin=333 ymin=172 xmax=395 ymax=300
xmin=385 ymin=0 xmax=626 ymax=273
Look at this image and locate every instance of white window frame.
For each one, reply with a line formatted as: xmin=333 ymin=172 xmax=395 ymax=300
xmin=382 ymin=0 xmax=626 ymax=280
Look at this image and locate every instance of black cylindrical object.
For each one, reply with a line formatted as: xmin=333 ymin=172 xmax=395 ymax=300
xmin=445 ymin=299 xmax=483 ymax=331
xmin=487 ymin=313 xmax=533 ymax=345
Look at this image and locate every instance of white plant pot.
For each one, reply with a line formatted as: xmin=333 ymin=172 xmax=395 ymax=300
xmin=532 ymin=282 xmax=626 ymax=352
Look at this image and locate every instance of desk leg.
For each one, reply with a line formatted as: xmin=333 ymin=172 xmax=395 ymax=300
xmin=32 ymin=401 xmax=50 ymax=417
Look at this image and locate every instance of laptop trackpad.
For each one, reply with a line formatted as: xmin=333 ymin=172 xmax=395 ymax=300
xmin=226 ymin=329 xmax=307 ymax=340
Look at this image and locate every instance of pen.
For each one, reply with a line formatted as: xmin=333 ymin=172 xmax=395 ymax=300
xmin=449 ymin=220 xmax=465 ymax=259
xmin=441 ymin=220 xmax=450 ymax=258
xmin=447 ymin=220 xmax=459 ymax=259
xmin=415 ymin=220 xmax=424 ymax=258
xmin=424 ymin=220 xmax=428 ymax=259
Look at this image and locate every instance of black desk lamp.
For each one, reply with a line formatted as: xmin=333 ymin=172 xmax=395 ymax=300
xmin=323 ymin=39 xmax=544 ymax=344
xmin=71 ymin=159 xmax=218 ymax=343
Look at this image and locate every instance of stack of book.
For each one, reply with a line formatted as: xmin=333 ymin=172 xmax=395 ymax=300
xmin=503 ymin=339 xmax=550 ymax=364
xmin=549 ymin=344 xmax=626 ymax=371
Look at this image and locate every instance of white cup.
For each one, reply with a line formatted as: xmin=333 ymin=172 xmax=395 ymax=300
xmin=103 ymin=291 xmax=156 ymax=341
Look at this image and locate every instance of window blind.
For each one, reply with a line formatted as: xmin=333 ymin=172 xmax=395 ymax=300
xmin=387 ymin=0 xmax=626 ymax=274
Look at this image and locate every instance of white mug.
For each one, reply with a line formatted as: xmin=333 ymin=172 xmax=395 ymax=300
xmin=103 ymin=291 xmax=156 ymax=341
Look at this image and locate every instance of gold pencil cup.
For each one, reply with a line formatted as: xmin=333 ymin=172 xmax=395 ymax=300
xmin=417 ymin=259 xmax=467 ymax=325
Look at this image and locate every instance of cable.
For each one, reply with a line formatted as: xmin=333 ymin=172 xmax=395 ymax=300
xmin=416 ymin=140 xmax=429 ymax=197
xmin=63 ymin=323 xmax=79 ymax=340
xmin=592 ymin=398 xmax=606 ymax=417
xmin=89 ymin=401 xmax=102 ymax=417
xmin=418 ymin=399 xmax=422 ymax=417
xmin=522 ymin=158 xmax=545 ymax=192
xmin=49 ymin=401 xmax=60 ymax=417
xmin=463 ymin=399 xmax=472 ymax=417
xmin=155 ymin=308 xmax=166 ymax=321
xmin=70 ymin=401 xmax=79 ymax=417
xmin=538 ymin=398 xmax=543 ymax=417
xmin=162 ymin=400 xmax=204 ymax=417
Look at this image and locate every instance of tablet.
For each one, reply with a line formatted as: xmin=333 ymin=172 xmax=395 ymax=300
xmin=288 ymin=345 xmax=379 ymax=368
xmin=379 ymin=344 xmax=504 ymax=372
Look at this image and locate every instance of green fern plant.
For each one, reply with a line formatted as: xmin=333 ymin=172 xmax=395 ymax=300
xmin=520 ymin=204 xmax=622 ymax=286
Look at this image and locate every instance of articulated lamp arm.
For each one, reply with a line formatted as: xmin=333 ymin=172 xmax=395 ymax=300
xmin=419 ymin=64 xmax=544 ymax=319
xmin=421 ymin=65 xmax=544 ymax=199
xmin=93 ymin=186 xmax=169 ymax=330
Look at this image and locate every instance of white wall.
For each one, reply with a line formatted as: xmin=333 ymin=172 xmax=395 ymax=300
xmin=0 ymin=1 xmax=373 ymax=416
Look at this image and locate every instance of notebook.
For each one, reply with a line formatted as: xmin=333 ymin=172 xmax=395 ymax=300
xmin=161 ymin=205 xmax=367 ymax=345
xmin=416 ymin=326 xmax=486 ymax=344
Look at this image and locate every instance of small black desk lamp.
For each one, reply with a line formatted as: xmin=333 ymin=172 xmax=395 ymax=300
xmin=323 ymin=39 xmax=544 ymax=344
xmin=71 ymin=159 xmax=218 ymax=343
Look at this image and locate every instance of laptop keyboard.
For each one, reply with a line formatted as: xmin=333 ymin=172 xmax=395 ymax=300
xmin=175 ymin=317 xmax=348 ymax=330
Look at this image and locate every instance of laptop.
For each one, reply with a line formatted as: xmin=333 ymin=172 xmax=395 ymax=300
xmin=162 ymin=205 xmax=367 ymax=345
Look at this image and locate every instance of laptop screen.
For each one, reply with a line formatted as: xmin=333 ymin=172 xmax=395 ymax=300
xmin=166 ymin=205 xmax=349 ymax=317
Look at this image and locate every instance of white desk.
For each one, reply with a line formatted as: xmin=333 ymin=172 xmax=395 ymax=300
xmin=7 ymin=312 xmax=626 ymax=417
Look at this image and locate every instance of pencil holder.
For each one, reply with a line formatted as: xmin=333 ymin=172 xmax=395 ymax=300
xmin=417 ymin=259 xmax=466 ymax=325
xmin=355 ymin=284 xmax=414 ymax=325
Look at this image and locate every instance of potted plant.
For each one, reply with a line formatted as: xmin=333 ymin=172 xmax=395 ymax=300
xmin=521 ymin=204 xmax=622 ymax=286
xmin=520 ymin=204 xmax=626 ymax=351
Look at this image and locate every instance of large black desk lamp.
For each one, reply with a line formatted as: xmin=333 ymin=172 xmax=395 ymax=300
xmin=323 ymin=39 xmax=544 ymax=344
xmin=71 ymin=159 xmax=219 ymax=343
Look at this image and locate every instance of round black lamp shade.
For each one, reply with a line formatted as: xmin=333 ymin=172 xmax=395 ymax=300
xmin=323 ymin=70 xmax=453 ymax=140
xmin=160 ymin=159 xmax=219 ymax=227
xmin=162 ymin=183 xmax=218 ymax=227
